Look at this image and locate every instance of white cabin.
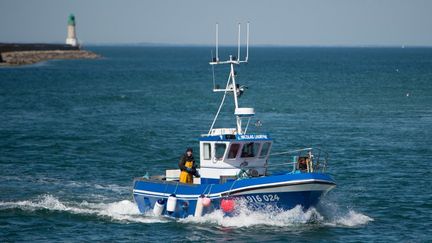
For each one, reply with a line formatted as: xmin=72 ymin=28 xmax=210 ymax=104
xmin=199 ymin=130 xmax=272 ymax=184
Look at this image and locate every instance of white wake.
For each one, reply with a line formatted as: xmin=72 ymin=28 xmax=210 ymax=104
xmin=0 ymin=194 xmax=166 ymax=224
xmin=1 ymin=195 xmax=373 ymax=227
xmin=180 ymin=199 xmax=373 ymax=228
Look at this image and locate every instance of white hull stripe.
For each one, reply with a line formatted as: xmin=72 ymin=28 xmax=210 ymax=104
xmin=133 ymin=179 xmax=335 ymax=199
xmin=233 ymin=183 xmax=334 ymax=196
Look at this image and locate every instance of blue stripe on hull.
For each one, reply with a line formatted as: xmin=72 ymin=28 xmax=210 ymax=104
xmin=133 ymin=189 xmax=328 ymax=218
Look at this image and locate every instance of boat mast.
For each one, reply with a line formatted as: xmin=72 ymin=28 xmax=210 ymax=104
xmin=208 ymin=22 xmax=252 ymax=135
xmin=230 ymin=56 xmax=241 ymax=133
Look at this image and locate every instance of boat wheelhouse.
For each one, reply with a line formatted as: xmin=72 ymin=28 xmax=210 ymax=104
xmin=199 ymin=131 xmax=272 ymax=184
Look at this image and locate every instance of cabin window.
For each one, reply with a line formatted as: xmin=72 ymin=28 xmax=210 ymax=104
xmin=259 ymin=142 xmax=271 ymax=158
xmin=228 ymin=143 xmax=240 ymax=159
xmin=215 ymin=143 xmax=227 ymax=160
xmin=203 ymin=143 xmax=211 ymax=160
xmin=241 ymin=142 xmax=260 ymax=158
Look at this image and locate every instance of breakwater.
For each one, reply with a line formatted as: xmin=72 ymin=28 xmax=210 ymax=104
xmin=0 ymin=43 xmax=99 ymax=66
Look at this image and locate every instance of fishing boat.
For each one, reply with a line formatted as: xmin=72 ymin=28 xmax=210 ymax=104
xmin=133 ymin=23 xmax=336 ymax=218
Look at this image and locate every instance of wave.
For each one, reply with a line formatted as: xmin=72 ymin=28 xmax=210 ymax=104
xmin=180 ymin=199 xmax=373 ymax=228
xmin=0 ymin=175 xmax=130 ymax=193
xmin=0 ymin=194 xmax=166 ymax=224
xmin=0 ymin=195 xmax=373 ymax=228
xmin=326 ymin=210 xmax=374 ymax=227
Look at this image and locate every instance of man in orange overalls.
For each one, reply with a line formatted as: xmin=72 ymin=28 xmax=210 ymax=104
xmin=178 ymin=147 xmax=198 ymax=183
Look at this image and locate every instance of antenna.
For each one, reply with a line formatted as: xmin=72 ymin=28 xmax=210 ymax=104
xmin=237 ymin=23 xmax=241 ymax=60
xmin=215 ymin=23 xmax=219 ymax=62
xmin=245 ymin=22 xmax=249 ymax=62
xmin=210 ymin=22 xmax=250 ymax=64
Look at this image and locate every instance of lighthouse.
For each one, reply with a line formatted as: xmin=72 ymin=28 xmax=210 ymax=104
xmin=66 ymin=14 xmax=78 ymax=47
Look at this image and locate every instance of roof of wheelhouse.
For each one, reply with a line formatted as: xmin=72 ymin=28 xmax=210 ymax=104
xmin=199 ymin=134 xmax=272 ymax=142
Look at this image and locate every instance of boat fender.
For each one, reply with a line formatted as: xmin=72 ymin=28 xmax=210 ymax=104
xmin=166 ymin=194 xmax=177 ymax=213
xmin=194 ymin=195 xmax=204 ymax=217
xmin=153 ymin=199 xmax=165 ymax=216
xmin=221 ymin=198 xmax=235 ymax=213
xmin=202 ymin=197 xmax=211 ymax=207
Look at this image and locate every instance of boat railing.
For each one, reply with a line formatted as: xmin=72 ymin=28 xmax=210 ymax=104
xmin=267 ymin=147 xmax=329 ymax=173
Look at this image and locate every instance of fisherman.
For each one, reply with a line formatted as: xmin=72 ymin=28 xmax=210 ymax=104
xmin=297 ymin=157 xmax=308 ymax=172
xmin=179 ymin=147 xmax=199 ymax=183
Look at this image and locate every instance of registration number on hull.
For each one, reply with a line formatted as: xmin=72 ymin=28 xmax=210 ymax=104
xmin=245 ymin=194 xmax=280 ymax=203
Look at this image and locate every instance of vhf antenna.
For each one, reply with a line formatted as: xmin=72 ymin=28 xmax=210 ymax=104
xmin=245 ymin=21 xmax=249 ymax=62
xmin=238 ymin=22 xmax=250 ymax=63
xmin=211 ymin=22 xmax=249 ymax=64
xmin=215 ymin=23 xmax=219 ymax=62
xmin=237 ymin=23 xmax=241 ymax=61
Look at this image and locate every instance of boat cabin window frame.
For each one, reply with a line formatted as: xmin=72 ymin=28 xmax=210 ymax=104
xmin=259 ymin=142 xmax=272 ymax=158
xmin=227 ymin=143 xmax=241 ymax=159
xmin=203 ymin=143 xmax=211 ymax=160
xmin=240 ymin=142 xmax=261 ymax=158
xmin=215 ymin=143 xmax=227 ymax=160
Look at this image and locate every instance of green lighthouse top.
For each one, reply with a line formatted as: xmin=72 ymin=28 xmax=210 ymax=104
xmin=68 ymin=14 xmax=75 ymax=26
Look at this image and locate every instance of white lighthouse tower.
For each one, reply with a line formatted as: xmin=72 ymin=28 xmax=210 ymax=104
xmin=66 ymin=14 xmax=78 ymax=47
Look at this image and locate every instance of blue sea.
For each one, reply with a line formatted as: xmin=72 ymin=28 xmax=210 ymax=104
xmin=1 ymin=46 xmax=431 ymax=242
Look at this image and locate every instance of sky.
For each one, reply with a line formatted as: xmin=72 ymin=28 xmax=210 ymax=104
xmin=1 ymin=0 xmax=431 ymax=46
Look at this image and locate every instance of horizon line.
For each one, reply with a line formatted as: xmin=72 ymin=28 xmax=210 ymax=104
xmin=1 ymin=41 xmax=432 ymax=48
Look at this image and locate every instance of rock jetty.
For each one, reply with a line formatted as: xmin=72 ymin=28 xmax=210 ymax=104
xmin=0 ymin=43 xmax=100 ymax=66
xmin=0 ymin=50 xmax=99 ymax=66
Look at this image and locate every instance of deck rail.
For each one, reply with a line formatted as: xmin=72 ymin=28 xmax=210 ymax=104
xmin=267 ymin=147 xmax=329 ymax=173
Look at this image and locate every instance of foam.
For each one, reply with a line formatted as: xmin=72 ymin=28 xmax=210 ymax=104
xmin=318 ymin=199 xmax=374 ymax=227
xmin=0 ymin=195 xmax=373 ymax=227
xmin=180 ymin=200 xmax=322 ymax=228
xmin=180 ymin=199 xmax=373 ymax=228
xmin=0 ymin=194 xmax=166 ymax=224
xmin=330 ymin=210 xmax=374 ymax=227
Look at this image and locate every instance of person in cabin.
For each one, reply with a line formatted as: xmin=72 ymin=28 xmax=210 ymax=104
xmin=297 ymin=157 xmax=308 ymax=172
xmin=178 ymin=147 xmax=199 ymax=183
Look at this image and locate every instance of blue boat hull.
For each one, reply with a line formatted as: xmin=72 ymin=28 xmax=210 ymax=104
xmin=133 ymin=172 xmax=335 ymax=218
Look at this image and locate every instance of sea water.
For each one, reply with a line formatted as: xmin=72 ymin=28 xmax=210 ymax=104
xmin=0 ymin=46 xmax=431 ymax=242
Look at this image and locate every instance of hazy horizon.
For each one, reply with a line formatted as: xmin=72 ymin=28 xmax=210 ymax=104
xmin=1 ymin=0 xmax=431 ymax=46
